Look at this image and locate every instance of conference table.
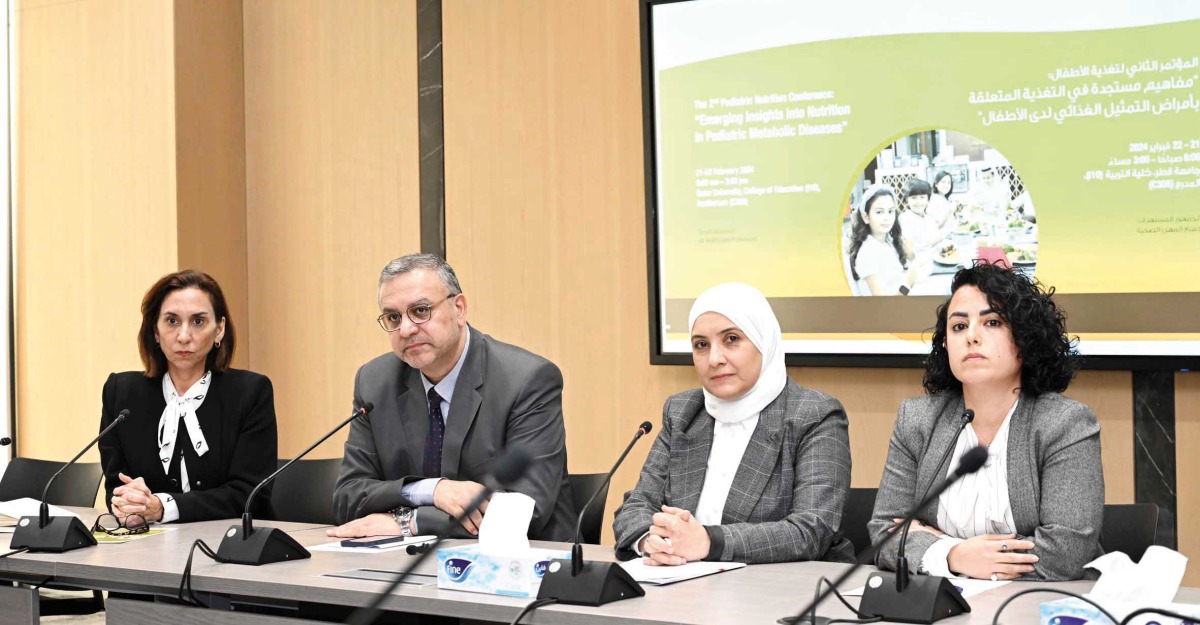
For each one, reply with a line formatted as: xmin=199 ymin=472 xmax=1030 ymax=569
xmin=0 ymin=510 xmax=1194 ymax=625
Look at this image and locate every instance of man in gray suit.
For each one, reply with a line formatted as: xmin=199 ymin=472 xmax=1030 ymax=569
xmin=327 ymin=254 xmax=575 ymax=540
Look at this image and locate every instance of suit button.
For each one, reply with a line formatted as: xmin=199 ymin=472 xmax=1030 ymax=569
xmin=170 ymin=478 xmax=179 ymax=486
xmin=195 ymin=480 xmax=202 ymax=486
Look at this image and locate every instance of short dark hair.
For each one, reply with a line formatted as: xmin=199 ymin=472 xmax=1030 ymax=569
xmin=903 ymin=178 xmax=932 ymax=202
xmin=138 ymin=270 xmax=235 ymax=378
xmin=924 ymin=262 xmax=1078 ymax=396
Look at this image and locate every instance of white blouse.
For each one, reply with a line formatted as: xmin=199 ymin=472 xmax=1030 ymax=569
xmin=920 ymin=400 xmax=1018 ymax=577
xmin=633 ymin=413 xmax=760 ymax=555
xmin=695 ymin=414 xmax=760 ymax=525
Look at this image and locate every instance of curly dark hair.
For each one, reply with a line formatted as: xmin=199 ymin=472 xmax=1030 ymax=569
xmin=923 ymin=262 xmax=1078 ymax=395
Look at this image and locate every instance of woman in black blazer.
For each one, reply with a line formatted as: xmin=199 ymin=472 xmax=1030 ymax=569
xmin=98 ymin=270 xmax=277 ymax=524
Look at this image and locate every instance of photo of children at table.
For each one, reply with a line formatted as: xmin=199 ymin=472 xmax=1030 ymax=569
xmin=841 ymin=130 xmax=1039 ymax=297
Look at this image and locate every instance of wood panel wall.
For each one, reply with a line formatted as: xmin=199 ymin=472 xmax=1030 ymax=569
xmin=241 ymin=0 xmax=421 ymax=456
xmin=14 ymin=0 xmax=180 ymax=460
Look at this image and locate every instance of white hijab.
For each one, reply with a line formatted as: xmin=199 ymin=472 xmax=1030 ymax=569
xmin=688 ymin=283 xmax=787 ymax=424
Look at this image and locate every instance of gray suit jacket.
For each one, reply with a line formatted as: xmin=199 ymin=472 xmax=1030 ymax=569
xmin=332 ymin=326 xmax=576 ymax=540
xmin=612 ymin=379 xmax=855 ymax=564
xmin=869 ymin=392 xmax=1104 ymax=581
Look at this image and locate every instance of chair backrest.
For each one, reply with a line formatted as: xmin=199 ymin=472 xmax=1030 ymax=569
xmin=0 ymin=457 xmax=103 ymax=507
xmin=269 ymin=458 xmax=342 ymax=525
xmin=1101 ymin=503 xmax=1158 ymax=562
xmin=568 ymin=473 xmax=609 ymax=545
xmin=843 ymin=487 xmax=878 ymax=559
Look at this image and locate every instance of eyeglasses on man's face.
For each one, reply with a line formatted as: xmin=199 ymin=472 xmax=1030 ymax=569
xmin=377 ymin=294 xmax=457 ymax=332
xmin=92 ymin=513 xmax=149 ymax=536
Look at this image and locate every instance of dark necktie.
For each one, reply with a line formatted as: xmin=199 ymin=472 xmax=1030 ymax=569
xmin=423 ymin=387 xmax=445 ymax=477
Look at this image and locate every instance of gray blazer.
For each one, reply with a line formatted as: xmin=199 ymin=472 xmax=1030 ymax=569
xmin=332 ymin=326 xmax=576 ymax=541
xmin=613 ymin=379 xmax=855 ymax=564
xmin=869 ymin=392 xmax=1104 ymax=581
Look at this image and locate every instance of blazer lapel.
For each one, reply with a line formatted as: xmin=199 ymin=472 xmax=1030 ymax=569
xmin=917 ymin=396 xmax=967 ymax=521
xmin=1006 ymin=394 xmax=1039 ymax=533
xmin=398 ymin=367 xmax=430 ymax=475
xmin=441 ymin=327 xmax=484 ymax=480
xmin=673 ymin=410 xmax=714 ymax=514
xmin=723 ymin=392 xmax=785 ymax=523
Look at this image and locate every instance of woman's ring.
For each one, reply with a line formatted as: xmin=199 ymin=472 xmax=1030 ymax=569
xmin=990 ymin=573 xmax=999 ymax=582
xmin=1000 ymin=542 xmax=1009 ymax=552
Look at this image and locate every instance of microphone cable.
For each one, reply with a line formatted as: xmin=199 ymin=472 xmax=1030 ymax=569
xmin=777 ymin=577 xmax=880 ymax=625
xmin=509 ymin=597 xmax=558 ymax=624
xmin=0 ymin=547 xmax=29 ymax=559
xmin=178 ymin=538 xmax=229 ymax=607
xmin=989 ymin=588 xmax=1118 ymax=625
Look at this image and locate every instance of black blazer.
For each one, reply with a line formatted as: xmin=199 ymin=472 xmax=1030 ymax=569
xmin=98 ymin=369 xmax=278 ymax=522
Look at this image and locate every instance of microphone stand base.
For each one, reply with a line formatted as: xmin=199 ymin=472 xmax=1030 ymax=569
xmin=536 ymin=559 xmax=644 ymax=606
xmin=216 ymin=525 xmax=310 ymax=566
xmin=858 ymin=571 xmax=970 ymax=624
xmin=10 ymin=516 xmax=97 ymax=553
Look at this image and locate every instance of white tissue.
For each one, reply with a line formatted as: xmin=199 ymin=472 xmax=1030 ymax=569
xmin=477 ymin=492 xmax=534 ymax=554
xmin=1086 ymin=546 xmax=1189 ymax=605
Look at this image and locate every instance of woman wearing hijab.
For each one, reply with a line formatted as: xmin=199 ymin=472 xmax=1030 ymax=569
xmin=97 ymin=270 xmax=278 ymax=525
xmin=869 ymin=263 xmax=1102 ymax=581
xmin=612 ymin=283 xmax=854 ymax=565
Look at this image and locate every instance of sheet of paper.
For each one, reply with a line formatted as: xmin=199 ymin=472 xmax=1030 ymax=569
xmin=309 ymin=535 xmax=437 ymax=554
xmin=618 ymin=558 xmax=746 ymax=585
xmin=842 ymin=576 xmax=1009 ymax=599
xmin=0 ymin=497 xmax=82 ymax=521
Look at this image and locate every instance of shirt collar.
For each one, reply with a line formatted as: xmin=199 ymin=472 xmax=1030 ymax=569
xmin=420 ymin=327 xmax=471 ymax=403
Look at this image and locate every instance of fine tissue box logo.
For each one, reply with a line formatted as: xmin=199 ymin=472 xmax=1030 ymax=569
xmin=533 ymin=560 xmax=550 ymax=578
xmin=444 ymin=558 xmax=474 ymax=583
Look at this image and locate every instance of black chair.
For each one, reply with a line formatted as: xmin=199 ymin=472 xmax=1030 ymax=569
xmin=842 ymin=487 xmax=878 ymax=559
xmin=1101 ymin=503 xmax=1158 ymax=562
xmin=569 ymin=472 xmax=609 ymax=545
xmin=269 ymin=457 xmax=342 ymax=525
xmin=0 ymin=457 xmax=103 ymax=507
xmin=0 ymin=457 xmax=105 ymax=615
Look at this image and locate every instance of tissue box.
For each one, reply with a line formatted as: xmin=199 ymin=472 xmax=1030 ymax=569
xmin=1041 ymin=597 xmax=1200 ymax=625
xmin=436 ymin=544 xmax=571 ymax=598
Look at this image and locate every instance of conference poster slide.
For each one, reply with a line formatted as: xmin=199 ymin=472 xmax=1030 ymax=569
xmin=651 ymin=1 xmax=1200 ymax=356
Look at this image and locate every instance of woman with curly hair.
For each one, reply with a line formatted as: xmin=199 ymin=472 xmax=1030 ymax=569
xmin=868 ymin=262 xmax=1103 ymax=581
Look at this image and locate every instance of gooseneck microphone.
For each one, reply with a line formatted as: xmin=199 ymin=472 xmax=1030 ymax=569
xmin=536 ymin=421 xmax=653 ymax=606
xmin=346 ymin=445 xmax=533 ymax=625
xmin=787 ymin=445 xmax=989 ymax=625
xmin=11 ymin=409 xmax=129 ymax=552
xmin=895 ymin=408 xmax=974 ymax=592
xmin=216 ymin=402 xmax=374 ymax=566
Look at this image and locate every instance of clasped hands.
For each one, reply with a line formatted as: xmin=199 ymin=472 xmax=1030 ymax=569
xmin=897 ymin=517 xmax=1039 ymax=580
xmin=638 ymin=505 xmax=710 ymax=566
xmin=110 ymin=473 xmax=164 ymax=523
xmin=327 ymin=478 xmax=489 ymax=538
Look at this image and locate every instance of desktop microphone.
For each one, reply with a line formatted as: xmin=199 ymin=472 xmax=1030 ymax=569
xmin=346 ymin=445 xmax=533 ymax=625
xmin=788 ymin=445 xmax=988 ymax=625
xmin=895 ymin=408 xmax=974 ymax=592
xmin=11 ymin=409 xmax=129 ymax=552
xmin=216 ymin=402 xmax=374 ymax=566
xmin=536 ymin=421 xmax=653 ymax=606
